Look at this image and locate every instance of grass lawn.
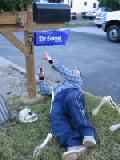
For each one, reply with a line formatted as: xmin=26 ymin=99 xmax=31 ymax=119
xmin=64 ymin=17 xmax=95 ymax=28
xmin=0 ymin=93 xmax=120 ymax=160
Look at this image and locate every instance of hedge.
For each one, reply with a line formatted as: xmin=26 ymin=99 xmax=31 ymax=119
xmin=0 ymin=0 xmax=32 ymax=13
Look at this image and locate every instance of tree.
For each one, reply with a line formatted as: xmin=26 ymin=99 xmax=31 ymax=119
xmin=0 ymin=0 xmax=32 ymax=12
xmin=98 ymin=0 xmax=120 ymax=10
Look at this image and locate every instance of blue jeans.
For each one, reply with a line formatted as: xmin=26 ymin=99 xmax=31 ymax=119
xmin=50 ymin=88 xmax=96 ymax=147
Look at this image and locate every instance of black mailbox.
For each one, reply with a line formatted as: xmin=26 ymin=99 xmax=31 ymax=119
xmin=33 ymin=3 xmax=71 ymax=23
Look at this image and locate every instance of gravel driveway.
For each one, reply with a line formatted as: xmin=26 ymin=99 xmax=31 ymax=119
xmin=0 ymin=56 xmax=27 ymax=97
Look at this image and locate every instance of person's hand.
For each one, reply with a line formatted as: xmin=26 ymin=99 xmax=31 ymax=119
xmin=43 ymin=52 xmax=52 ymax=61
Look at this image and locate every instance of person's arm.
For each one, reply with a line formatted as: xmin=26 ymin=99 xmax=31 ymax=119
xmin=39 ymin=80 xmax=52 ymax=96
xmin=38 ymin=67 xmax=52 ymax=96
xmin=52 ymin=60 xmax=81 ymax=79
xmin=43 ymin=52 xmax=82 ymax=84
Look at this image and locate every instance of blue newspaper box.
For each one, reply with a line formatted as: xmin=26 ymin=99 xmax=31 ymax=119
xmin=34 ymin=29 xmax=69 ymax=46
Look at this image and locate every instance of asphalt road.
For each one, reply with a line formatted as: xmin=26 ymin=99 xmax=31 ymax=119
xmin=0 ymin=27 xmax=120 ymax=102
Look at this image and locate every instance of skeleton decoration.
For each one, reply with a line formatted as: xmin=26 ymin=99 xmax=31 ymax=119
xmin=92 ymin=96 xmax=120 ymax=116
xmin=49 ymin=88 xmax=54 ymax=114
xmin=19 ymin=108 xmax=38 ymax=123
xmin=33 ymin=133 xmax=52 ymax=157
xmin=92 ymin=96 xmax=120 ymax=132
xmin=33 ymin=89 xmax=54 ymax=157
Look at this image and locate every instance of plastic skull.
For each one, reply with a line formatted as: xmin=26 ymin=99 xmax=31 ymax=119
xmin=19 ymin=108 xmax=38 ymax=123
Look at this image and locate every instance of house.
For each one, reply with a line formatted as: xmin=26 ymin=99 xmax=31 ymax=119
xmin=64 ymin=0 xmax=99 ymax=13
xmin=34 ymin=0 xmax=99 ymax=14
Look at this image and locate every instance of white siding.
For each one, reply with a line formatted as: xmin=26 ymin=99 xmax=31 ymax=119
xmin=64 ymin=0 xmax=99 ymax=13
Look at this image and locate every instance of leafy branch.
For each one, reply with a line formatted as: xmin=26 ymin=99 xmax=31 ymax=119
xmin=0 ymin=0 xmax=32 ymax=13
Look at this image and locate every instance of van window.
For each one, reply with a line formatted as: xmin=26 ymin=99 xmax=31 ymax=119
xmin=93 ymin=3 xmax=96 ymax=8
xmin=70 ymin=0 xmax=73 ymax=8
xmin=84 ymin=2 xmax=87 ymax=6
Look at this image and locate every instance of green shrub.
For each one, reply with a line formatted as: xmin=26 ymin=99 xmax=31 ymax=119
xmin=99 ymin=0 xmax=120 ymax=10
xmin=0 ymin=0 xmax=32 ymax=13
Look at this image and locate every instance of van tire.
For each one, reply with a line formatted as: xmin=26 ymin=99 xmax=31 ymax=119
xmin=107 ymin=25 xmax=120 ymax=43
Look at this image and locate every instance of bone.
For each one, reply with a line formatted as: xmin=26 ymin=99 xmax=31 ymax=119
xmin=109 ymin=124 xmax=120 ymax=132
xmin=108 ymin=99 xmax=120 ymax=115
xmin=33 ymin=133 xmax=52 ymax=157
xmin=92 ymin=96 xmax=112 ymax=116
xmin=92 ymin=96 xmax=120 ymax=116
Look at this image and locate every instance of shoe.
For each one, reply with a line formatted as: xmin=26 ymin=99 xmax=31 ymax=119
xmin=62 ymin=146 xmax=87 ymax=160
xmin=83 ymin=136 xmax=96 ymax=147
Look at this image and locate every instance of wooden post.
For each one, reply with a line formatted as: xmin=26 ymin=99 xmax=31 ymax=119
xmin=2 ymin=31 xmax=28 ymax=56
xmin=24 ymin=7 xmax=36 ymax=98
xmin=0 ymin=9 xmax=64 ymax=100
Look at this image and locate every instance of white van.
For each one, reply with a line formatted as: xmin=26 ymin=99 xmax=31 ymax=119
xmin=94 ymin=7 xmax=113 ymax=28
xmin=102 ymin=11 xmax=120 ymax=42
